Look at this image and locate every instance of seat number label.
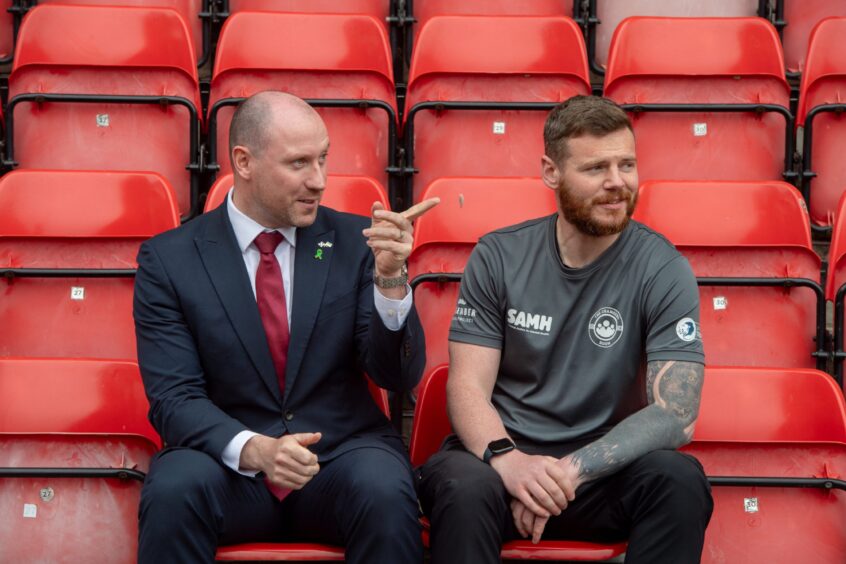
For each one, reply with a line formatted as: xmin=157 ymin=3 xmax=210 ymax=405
xmin=71 ymin=287 xmax=85 ymax=300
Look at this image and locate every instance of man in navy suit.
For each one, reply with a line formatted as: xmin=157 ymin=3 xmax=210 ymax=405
xmin=134 ymin=91 xmax=436 ymax=562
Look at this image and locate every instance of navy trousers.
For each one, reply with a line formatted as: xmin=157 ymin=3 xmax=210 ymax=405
xmin=418 ymin=440 xmax=713 ymax=564
xmin=138 ymin=445 xmax=422 ymax=563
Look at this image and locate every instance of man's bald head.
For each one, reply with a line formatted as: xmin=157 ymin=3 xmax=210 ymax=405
xmin=228 ymin=91 xmax=320 ymax=164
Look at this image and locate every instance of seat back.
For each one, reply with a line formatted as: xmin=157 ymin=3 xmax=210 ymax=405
xmin=408 ymin=1 xmax=569 ymax=51
xmin=404 ymin=15 xmax=590 ymax=203
xmin=409 ymin=364 xmax=450 ymax=468
xmin=0 ymin=170 xmax=180 ymax=359
xmin=633 ymin=180 xmax=822 ymax=368
xmin=409 ymin=177 xmax=556 ymax=384
xmin=209 ymin=11 xmax=396 ymax=200
xmin=0 ymin=357 xmax=159 ymax=563
xmin=34 ymin=0 xmax=204 ymax=63
xmin=687 ymin=367 xmax=846 ymax=564
xmin=0 ymin=0 xmax=12 ymax=60
xmin=605 ymin=17 xmax=790 ymax=185
xmin=9 ymin=4 xmax=201 ymax=217
xmin=592 ymin=0 xmax=759 ymax=70
xmin=204 ymin=173 xmax=389 ymax=216
xmin=783 ymin=0 xmax=846 ymax=74
xmin=796 ymin=17 xmax=846 ymax=227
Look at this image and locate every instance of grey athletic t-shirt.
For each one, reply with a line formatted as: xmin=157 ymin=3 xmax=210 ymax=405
xmin=450 ymin=215 xmax=704 ymax=445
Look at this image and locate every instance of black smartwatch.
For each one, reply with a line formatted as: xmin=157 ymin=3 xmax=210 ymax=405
xmin=483 ymin=438 xmax=516 ymax=464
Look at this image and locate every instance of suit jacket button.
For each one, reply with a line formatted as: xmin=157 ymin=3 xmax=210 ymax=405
xmin=284 ymin=411 xmax=294 ymax=421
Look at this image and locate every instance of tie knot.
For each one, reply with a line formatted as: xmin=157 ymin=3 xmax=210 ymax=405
xmin=254 ymin=231 xmax=285 ymax=255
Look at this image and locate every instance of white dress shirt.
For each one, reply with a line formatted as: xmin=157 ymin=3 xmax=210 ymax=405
xmin=221 ymin=189 xmax=413 ymax=474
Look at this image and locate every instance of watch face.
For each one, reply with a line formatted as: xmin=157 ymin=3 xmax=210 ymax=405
xmin=489 ymin=438 xmax=515 ymax=455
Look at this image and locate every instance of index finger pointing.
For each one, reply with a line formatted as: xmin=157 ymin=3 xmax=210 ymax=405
xmin=401 ymin=197 xmax=440 ymax=222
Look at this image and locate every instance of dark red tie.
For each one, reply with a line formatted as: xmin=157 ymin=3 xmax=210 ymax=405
xmin=254 ymin=231 xmax=290 ymax=398
xmin=254 ymin=231 xmax=292 ymax=501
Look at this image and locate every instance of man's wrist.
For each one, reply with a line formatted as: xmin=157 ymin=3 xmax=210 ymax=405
xmin=374 ymin=263 xmax=408 ymax=288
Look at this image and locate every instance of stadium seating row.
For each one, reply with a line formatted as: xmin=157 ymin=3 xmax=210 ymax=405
xmin=2 ymin=358 xmax=844 ymax=561
xmin=3 ymin=170 xmax=846 ymax=380
xmin=2 ymin=6 xmax=846 ymax=229
xmin=1 ymin=0 xmax=843 ymax=77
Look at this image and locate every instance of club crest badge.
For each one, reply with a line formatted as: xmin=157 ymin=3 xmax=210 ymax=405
xmin=588 ymin=307 xmax=624 ymax=348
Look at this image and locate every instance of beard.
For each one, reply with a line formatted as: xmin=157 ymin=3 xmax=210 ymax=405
xmin=556 ymin=184 xmax=637 ymax=237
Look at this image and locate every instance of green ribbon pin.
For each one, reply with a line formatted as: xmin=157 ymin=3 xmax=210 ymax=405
xmin=314 ymin=249 xmax=323 ymax=260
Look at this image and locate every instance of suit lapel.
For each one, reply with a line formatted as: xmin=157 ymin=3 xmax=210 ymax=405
xmin=196 ymin=206 xmax=283 ymax=407
xmin=286 ymin=213 xmax=334 ymax=397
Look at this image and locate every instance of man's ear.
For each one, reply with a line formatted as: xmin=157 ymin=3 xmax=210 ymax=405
xmin=231 ymin=145 xmax=252 ymax=181
xmin=541 ymin=155 xmax=561 ymax=190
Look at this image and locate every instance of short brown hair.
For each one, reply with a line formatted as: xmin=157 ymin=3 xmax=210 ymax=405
xmin=543 ymin=95 xmax=633 ymax=164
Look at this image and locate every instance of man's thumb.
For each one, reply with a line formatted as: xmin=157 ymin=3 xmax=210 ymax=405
xmin=293 ymin=432 xmax=322 ymax=447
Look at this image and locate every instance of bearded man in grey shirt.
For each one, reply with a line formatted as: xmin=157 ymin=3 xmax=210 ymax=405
xmin=417 ymin=96 xmax=713 ymax=564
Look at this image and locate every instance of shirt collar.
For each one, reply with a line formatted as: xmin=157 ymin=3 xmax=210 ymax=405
xmin=227 ymin=187 xmax=297 ymax=252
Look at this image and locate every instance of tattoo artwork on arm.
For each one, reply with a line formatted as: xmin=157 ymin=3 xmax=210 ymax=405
xmin=566 ymin=360 xmax=704 ymax=485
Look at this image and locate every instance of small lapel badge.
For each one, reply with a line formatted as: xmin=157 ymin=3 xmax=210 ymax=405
xmin=315 ymin=241 xmax=332 ymax=260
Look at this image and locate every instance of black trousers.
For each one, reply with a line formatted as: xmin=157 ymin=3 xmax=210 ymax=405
xmin=417 ymin=438 xmax=713 ymax=564
xmin=138 ymin=445 xmax=423 ymax=564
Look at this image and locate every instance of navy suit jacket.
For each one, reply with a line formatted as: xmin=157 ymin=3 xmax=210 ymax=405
xmin=133 ymin=203 xmax=425 ymax=464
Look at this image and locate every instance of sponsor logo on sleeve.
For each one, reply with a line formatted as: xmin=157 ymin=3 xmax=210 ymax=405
xmin=453 ymin=297 xmax=478 ymax=324
xmin=588 ymin=307 xmax=624 ymax=348
xmin=507 ymin=308 xmax=553 ymax=336
xmin=675 ymin=318 xmax=700 ymax=342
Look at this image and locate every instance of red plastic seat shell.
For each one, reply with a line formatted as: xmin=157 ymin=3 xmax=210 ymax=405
xmin=213 ymin=12 xmax=392 ymax=86
xmin=407 ymin=16 xmax=589 ymax=89
xmin=783 ymin=0 xmax=846 ymax=74
xmin=634 ymin=181 xmax=820 ymax=368
xmin=795 ymin=17 xmax=846 ymax=225
xmin=0 ymin=358 xmax=160 ymax=562
xmin=0 ymin=171 xmax=179 ymax=359
xmin=0 ymin=170 xmax=179 ymax=242
xmin=33 ymin=0 xmax=204 ymax=62
xmin=9 ymin=5 xmax=201 ymax=215
xmin=605 ymin=17 xmax=786 ymax=88
xmin=13 ymin=4 xmax=197 ymax=83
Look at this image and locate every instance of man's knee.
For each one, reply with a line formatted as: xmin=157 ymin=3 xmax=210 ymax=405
xmin=141 ymin=448 xmax=228 ymax=520
xmin=341 ymin=450 xmax=418 ymax=525
xmin=633 ymin=450 xmax=713 ymax=521
xmin=419 ymin=449 xmax=509 ymax=518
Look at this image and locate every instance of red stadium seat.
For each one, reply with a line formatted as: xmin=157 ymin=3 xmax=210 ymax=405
xmin=204 ymin=173 xmax=389 ymax=216
xmin=591 ymin=0 xmax=760 ymax=71
xmin=208 ymin=12 xmax=397 ymax=204
xmin=409 ymin=366 xmax=628 ymax=560
xmin=408 ymin=177 xmax=557 ymax=387
xmin=782 ymin=0 xmax=846 ymax=74
xmin=686 ymin=367 xmax=846 ymax=563
xmin=826 ymin=192 xmax=846 ymax=386
xmin=604 ymin=17 xmax=793 ymax=186
xmin=0 ymin=358 xmax=160 ymax=563
xmin=633 ymin=180 xmax=823 ymax=369
xmin=7 ymin=5 xmax=202 ymax=218
xmin=225 ymin=0 xmax=388 ymax=26
xmin=0 ymin=0 xmax=13 ymax=62
xmin=407 ymin=0 xmax=569 ymax=54
xmin=0 ymin=170 xmax=180 ymax=360
xmin=403 ymin=15 xmax=590 ymax=204
xmin=32 ymin=0 xmax=208 ymax=66
xmin=796 ymin=17 xmax=846 ymax=228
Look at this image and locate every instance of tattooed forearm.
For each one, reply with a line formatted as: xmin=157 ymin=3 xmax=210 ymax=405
xmin=566 ymin=360 xmax=704 ymax=484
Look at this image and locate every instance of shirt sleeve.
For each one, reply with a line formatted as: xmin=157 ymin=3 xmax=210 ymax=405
xmin=373 ymin=284 xmax=413 ymax=331
xmin=449 ymin=238 xmax=505 ymax=349
xmin=221 ymin=430 xmax=260 ymax=477
xmin=643 ymin=255 xmax=705 ymax=364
